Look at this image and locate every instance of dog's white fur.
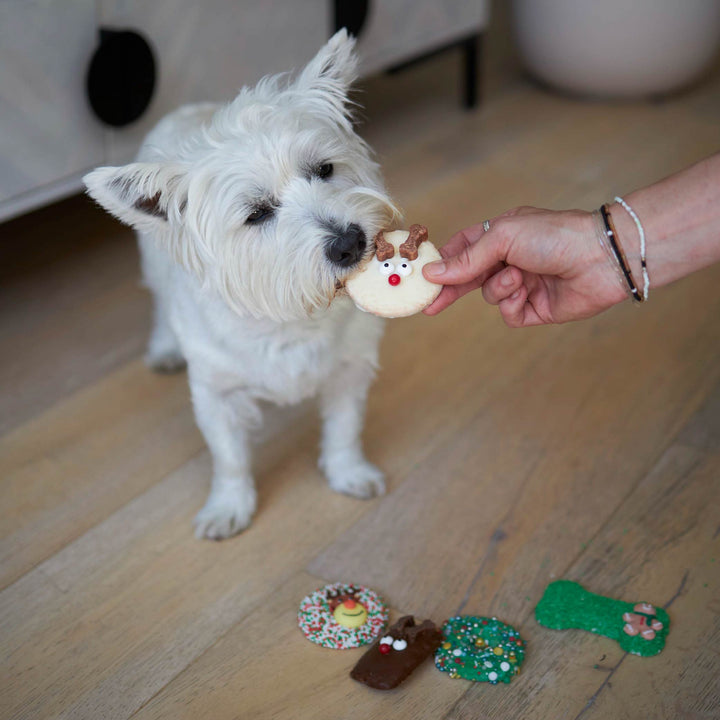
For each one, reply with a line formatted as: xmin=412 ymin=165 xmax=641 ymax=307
xmin=85 ymin=31 xmax=399 ymax=539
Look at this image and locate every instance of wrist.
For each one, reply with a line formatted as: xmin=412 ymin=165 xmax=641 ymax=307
xmin=607 ymin=200 xmax=647 ymax=301
xmin=585 ymin=210 xmax=633 ymax=308
xmin=610 ymin=154 xmax=720 ymax=289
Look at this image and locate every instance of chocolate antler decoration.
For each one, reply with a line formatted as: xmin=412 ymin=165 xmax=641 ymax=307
xmin=374 ymin=231 xmax=395 ymax=262
xmin=399 ymin=224 xmax=428 ymax=260
xmin=326 ymin=584 xmax=359 ymax=612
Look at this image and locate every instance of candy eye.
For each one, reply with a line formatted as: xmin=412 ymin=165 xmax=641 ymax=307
xmin=397 ymin=261 xmax=413 ymax=277
xmin=392 ymin=639 xmax=408 ymax=651
xmin=378 ymin=261 xmax=395 ymax=276
xmin=380 ymin=635 xmax=393 ymax=645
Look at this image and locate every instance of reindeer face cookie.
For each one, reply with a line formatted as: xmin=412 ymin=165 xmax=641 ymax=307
xmin=350 ymin=616 xmax=443 ymax=690
xmin=297 ymin=582 xmax=389 ymax=649
xmin=345 ymin=225 xmax=442 ymax=318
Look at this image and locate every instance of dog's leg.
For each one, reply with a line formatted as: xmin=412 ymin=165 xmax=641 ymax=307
xmin=145 ymin=293 xmax=187 ymax=373
xmin=190 ymin=381 xmax=259 ymax=539
xmin=137 ymin=231 xmax=186 ymax=373
xmin=319 ymin=362 xmax=385 ymax=499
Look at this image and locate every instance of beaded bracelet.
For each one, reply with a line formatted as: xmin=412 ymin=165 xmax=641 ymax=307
xmin=614 ymin=196 xmax=649 ymax=301
xmin=598 ymin=204 xmax=644 ymax=303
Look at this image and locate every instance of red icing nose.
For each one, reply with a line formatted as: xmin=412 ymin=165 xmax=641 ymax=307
xmin=379 ymin=643 xmax=392 ymax=655
xmin=343 ymin=599 xmax=357 ymax=609
xmin=388 ymin=274 xmax=401 ymax=286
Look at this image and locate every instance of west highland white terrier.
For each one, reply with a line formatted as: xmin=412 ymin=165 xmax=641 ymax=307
xmin=84 ymin=30 xmax=400 ymax=539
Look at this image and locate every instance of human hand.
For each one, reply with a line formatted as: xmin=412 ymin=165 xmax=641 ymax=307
xmin=422 ymin=207 xmax=628 ymax=326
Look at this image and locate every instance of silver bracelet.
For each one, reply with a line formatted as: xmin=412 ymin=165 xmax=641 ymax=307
xmin=614 ymin=196 xmax=649 ymax=302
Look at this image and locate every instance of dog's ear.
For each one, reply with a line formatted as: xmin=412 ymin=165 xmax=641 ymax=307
xmin=295 ymin=28 xmax=358 ymax=115
xmin=83 ymin=162 xmax=188 ymax=233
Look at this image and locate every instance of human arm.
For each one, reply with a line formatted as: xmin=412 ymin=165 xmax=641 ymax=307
xmin=422 ymin=152 xmax=720 ymax=326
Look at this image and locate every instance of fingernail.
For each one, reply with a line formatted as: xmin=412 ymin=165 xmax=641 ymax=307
xmin=501 ymin=268 xmax=515 ymax=287
xmin=510 ymin=289 xmax=521 ymax=300
xmin=424 ymin=261 xmax=445 ymax=277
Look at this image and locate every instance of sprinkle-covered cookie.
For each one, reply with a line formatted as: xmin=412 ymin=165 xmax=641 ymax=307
xmin=435 ymin=616 xmax=526 ymax=683
xmin=297 ymin=582 xmax=389 ymax=649
xmin=535 ymin=580 xmax=670 ymax=657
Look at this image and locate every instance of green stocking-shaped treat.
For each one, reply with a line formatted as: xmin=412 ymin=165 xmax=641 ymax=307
xmin=535 ymin=580 xmax=669 ymax=657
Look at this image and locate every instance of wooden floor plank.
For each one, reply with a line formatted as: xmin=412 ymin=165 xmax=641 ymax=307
xmin=446 ymin=442 xmax=720 ymax=719
xmin=131 ymin=571 xmax=467 ymax=720
xmin=309 ymin=263 xmax=720 ymax=618
xmin=0 ymin=291 xmax=553 ymax=720
xmin=0 ymin=361 xmax=203 ymax=590
xmin=0 ymin=197 xmax=144 ymax=435
xmin=1 ymin=37 xmax=718 ymax=720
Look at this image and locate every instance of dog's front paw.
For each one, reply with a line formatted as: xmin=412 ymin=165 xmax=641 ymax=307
xmin=194 ymin=482 xmax=257 ymax=540
xmin=324 ymin=459 xmax=386 ymax=500
xmin=144 ymin=349 xmax=187 ymax=374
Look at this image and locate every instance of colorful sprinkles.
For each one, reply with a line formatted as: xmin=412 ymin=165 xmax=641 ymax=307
xmin=435 ymin=616 xmax=526 ymax=683
xmin=297 ymin=582 xmax=389 ymax=649
xmin=535 ymin=580 xmax=670 ymax=657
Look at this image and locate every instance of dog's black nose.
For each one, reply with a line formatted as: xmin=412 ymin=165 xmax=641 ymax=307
xmin=325 ymin=223 xmax=367 ymax=267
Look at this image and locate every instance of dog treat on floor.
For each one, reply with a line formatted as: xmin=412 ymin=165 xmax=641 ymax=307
xmin=346 ymin=225 xmax=442 ymax=318
xmin=535 ymin=580 xmax=670 ymax=657
xmin=298 ymin=582 xmax=389 ymax=649
xmin=434 ymin=616 xmax=526 ymax=683
xmin=350 ymin=615 xmax=443 ymax=690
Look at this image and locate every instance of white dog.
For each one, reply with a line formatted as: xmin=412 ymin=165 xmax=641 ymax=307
xmin=84 ymin=30 xmax=400 ymax=539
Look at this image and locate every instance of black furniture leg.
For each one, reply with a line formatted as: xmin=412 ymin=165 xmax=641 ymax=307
xmin=385 ymin=31 xmax=484 ymax=111
xmin=462 ymin=33 xmax=482 ymax=110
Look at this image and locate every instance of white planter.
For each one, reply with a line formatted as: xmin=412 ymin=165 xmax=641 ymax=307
xmin=512 ymin=0 xmax=720 ymax=97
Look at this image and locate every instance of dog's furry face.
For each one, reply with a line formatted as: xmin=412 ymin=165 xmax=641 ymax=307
xmin=85 ymin=30 xmax=399 ymax=322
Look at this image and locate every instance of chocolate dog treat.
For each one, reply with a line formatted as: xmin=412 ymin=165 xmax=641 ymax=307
xmin=350 ymin=615 xmax=443 ymax=690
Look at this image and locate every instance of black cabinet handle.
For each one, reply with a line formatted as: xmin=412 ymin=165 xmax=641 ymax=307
xmin=86 ymin=28 xmax=157 ymax=127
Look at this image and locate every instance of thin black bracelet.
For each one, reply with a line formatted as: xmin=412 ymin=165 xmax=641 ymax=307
xmin=599 ymin=204 xmax=643 ymax=303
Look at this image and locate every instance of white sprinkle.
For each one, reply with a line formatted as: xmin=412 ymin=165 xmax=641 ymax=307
xmin=488 ymin=671 xmax=498 ymax=681
xmin=501 ymin=662 xmax=510 ymax=671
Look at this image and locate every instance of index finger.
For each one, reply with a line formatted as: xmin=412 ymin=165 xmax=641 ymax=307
xmin=424 ymin=226 xmax=507 ymax=287
xmin=437 ymin=223 xmax=489 ymax=260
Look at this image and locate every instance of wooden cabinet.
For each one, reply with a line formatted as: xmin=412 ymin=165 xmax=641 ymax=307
xmin=0 ymin=1 xmax=489 ymax=222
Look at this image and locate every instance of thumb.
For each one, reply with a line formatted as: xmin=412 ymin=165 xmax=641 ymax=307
xmin=423 ymin=228 xmax=506 ymax=286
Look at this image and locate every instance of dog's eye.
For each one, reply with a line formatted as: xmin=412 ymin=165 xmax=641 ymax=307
xmin=246 ymin=204 xmax=274 ymax=224
xmin=314 ymin=163 xmax=334 ymax=180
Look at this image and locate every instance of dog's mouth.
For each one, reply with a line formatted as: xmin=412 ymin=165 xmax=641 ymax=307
xmin=328 ymin=220 xmax=400 ymax=301
xmin=332 ymin=252 xmax=371 ymax=295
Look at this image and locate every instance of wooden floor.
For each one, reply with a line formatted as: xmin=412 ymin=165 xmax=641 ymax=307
xmin=2 ymin=47 xmax=720 ymax=720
